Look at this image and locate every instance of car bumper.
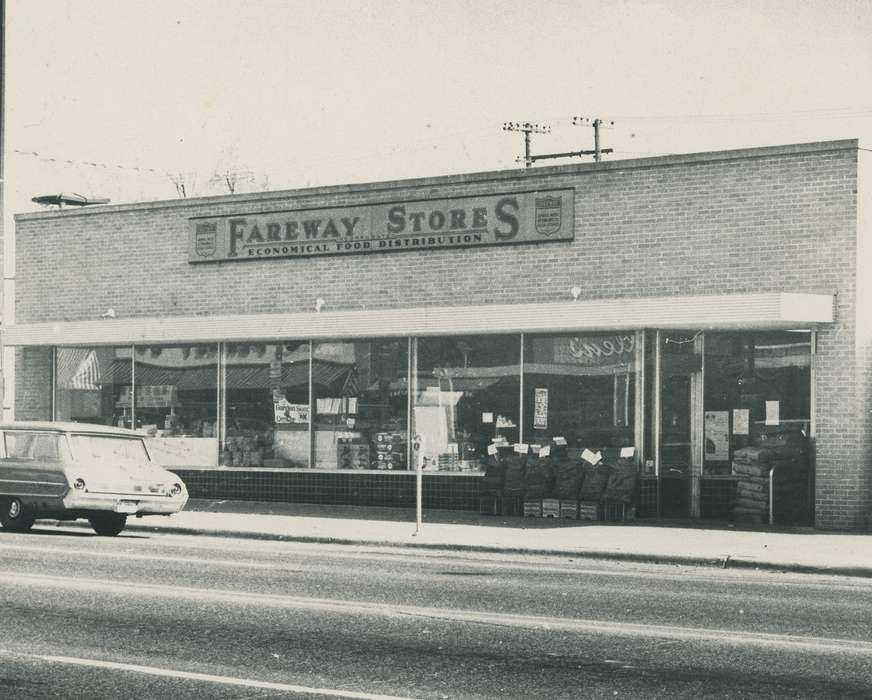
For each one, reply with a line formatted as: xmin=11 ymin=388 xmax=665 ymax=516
xmin=62 ymin=491 xmax=188 ymax=515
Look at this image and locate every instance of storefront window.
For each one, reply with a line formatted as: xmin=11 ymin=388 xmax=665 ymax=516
xmin=222 ymin=342 xmax=310 ymax=468
xmin=131 ymin=345 xmax=218 ymax=436
xmin=523 ymin=332 xmax=637 ymax=452
xmin=55 ymin=346 xmax=131 ymax=427
xmin=311 ymin=339 xmax=409 ymax=470
xmin=414 ymin=335 xmax=520 ymax=472
xmin=703 ymin=331 xmax=811 ymax=475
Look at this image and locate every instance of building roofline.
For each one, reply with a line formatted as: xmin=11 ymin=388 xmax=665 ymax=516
xmin=14 ymin=138 xmax=860 ymax=222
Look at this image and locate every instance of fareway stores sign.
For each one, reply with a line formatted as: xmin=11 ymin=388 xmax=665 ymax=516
xmin=189 ymin=190 xmax=574 ymax=262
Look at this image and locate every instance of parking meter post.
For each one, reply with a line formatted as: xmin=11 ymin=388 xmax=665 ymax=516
xmin=414 ymin=435 xmax=423 ymax=535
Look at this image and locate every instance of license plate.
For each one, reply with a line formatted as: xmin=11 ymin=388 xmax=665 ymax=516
xmin=115 ymin=501 xmax=139 ymax=514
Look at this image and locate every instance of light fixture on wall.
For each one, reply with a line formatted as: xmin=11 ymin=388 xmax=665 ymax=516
xmin=570 ymin=286 xmax=582 ymax=301
xmin=100 ymin=308 xmax=116 ymax=319
xmin=314 ymin=298 xmax=326 ymax=312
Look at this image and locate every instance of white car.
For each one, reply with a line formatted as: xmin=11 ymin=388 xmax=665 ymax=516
xmin=0 ymin=421 xmax=188 ymax=536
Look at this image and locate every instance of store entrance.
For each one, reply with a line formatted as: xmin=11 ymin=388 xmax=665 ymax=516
xmin=657 ymin=330 xmax=703 ymax=517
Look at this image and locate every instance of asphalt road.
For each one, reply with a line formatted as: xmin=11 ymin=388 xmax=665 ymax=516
xmin=0 ymin=523 xmax=870 ymax=699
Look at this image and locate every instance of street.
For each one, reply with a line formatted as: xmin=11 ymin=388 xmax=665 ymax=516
xmin=0 ymin=524 xmax=870 ymax=699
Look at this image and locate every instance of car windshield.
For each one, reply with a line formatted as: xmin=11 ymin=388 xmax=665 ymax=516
xmin=70 ymin=434 xmax=151 ymax=466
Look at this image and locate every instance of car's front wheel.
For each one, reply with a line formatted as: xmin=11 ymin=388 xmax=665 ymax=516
xmin=89 ymin=513 xmax=127 ymax=537
xmin=0 ymin=497 xmax=35 ymax=532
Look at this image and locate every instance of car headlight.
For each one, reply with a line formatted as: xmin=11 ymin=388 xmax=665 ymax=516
xmin=73 ymin=478 xmax=86 ymax=490
xmin=170 ymin=483 xmax=183 ymax=496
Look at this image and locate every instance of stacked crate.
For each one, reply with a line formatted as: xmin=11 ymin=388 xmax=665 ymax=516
xmin=437 ymin=453 xmax=460 ymax=471
xmin=541 ymin=498 xmax=560 ymax=517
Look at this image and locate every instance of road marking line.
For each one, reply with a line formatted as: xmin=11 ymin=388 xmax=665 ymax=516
xmin=4 ymin=651 xmax=416 ymax=700
xmin=2 ymin=570 xmax=871 ymax=656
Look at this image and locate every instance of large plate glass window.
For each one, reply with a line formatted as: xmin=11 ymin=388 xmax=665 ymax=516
xmin=132 ymin=344 xmax=218 ymax=466
xmin=522 ymin=332 xmax=638 ymax=452
xmin=311 ymin=339 xmax=409 ymax=470
xmin=414 ymin=335 xmax=520 ymax=472
xmin=222 ymin=342 xmax=310 ymax=468
xmin=524 ymin=331 xmax=637 ymax=460
xmin=54 ymin=346 xmax=131 ymax=427
xmin=703 ymin=331 xmax=811 ymax=475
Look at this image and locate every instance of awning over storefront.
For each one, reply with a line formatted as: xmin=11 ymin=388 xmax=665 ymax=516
xmin=105 ymin=360 xmax=351 ymax=391
xmin=2 ymin=292 xmax=834 ymax=347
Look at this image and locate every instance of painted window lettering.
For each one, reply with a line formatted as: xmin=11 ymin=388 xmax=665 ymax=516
xmin=568 ymin=335 xmax=635 ymax=362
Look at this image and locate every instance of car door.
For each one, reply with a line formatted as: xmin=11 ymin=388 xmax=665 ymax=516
xmin=0 ymin=431 xmax=69 ymax=504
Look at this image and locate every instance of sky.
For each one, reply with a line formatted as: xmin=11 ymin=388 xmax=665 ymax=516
xmin=5 ymin=0 xmax=872 ymax=214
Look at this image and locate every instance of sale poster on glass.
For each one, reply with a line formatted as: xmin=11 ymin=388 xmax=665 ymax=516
xmin=704 ymin=410 xmax=730 ymax=461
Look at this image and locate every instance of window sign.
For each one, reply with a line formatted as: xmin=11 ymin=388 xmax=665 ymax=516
xmin=704 ymin=411 xmax=730 ymax=462
xmin=533 ymin=388 xmax=549 ymax=430
xmin=732 ymin=409 xmax=750 ymax=435
xmin=765 ymin=401 xmax=780 ymax=426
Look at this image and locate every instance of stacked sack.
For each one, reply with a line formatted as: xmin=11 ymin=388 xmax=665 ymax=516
xmin=478 ymin=451 xmax=507 ymax=514
xmin=578 ymin=454 xmax=611 ymax=503
xmin=601 ymin=449 xmax=638 ymax=505
xmin=552 ymin=443 xmax=582 ymax=501
xmin=523 ymin=449 xmax=556 ymax=500
xmin=732 ymin=428 xmax=808 ymax=523
xmin=503 ymin=452 xmax=528 ymax=497
xmin=480 ymin=453 xmax=507 ymax=498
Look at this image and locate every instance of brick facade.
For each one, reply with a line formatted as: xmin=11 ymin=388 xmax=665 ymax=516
xmin=11 ymin=139 xmax=870 ymax=530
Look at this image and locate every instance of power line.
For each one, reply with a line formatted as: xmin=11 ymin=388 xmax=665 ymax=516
xmin=8 ymin=148 xmax=166 ymax=175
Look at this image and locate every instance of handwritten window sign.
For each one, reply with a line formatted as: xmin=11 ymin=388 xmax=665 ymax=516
xmin=582 ymin=449 xmax=602 ymax=465
xmin=765 ymin=401 xmax=780 ymax=426
xmin=275 ymin=400 xmax=310 ymax=425
xmin=732 ymin=409 xmax=749 ymax=435
xmin=189 ymin=190 xmax=574 ymax=263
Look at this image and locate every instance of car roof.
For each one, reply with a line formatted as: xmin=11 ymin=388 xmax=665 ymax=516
xmin=0 ymin=421 xmax=146 ymax=437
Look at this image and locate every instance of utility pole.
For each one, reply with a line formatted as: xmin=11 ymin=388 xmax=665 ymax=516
xmin=502 ymin=122 xmax=551 ymax=167
xmin=503 ymin=117 xmax=614 ymax=167
xmin=571 ymin=117 xmax=614 ymax=162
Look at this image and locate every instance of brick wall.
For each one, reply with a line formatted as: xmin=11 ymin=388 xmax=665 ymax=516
xmin=13 ymin=140 xmax=867 ymax=529
xmin=14 ymin=347 xmax=52 ymax=420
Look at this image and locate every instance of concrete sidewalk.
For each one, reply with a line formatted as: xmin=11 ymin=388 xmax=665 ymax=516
xmin=94 ymin=499 xmax=872 ymax=578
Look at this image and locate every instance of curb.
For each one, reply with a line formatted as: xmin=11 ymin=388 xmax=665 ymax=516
xmin=52 ymin=519 xmax=872 ymax=580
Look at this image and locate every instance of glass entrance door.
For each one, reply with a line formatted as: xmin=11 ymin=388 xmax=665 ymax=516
xmin=657 ymin=330 xmax=703 ymax=517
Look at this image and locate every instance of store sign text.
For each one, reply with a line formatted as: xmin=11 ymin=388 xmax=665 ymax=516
xmin=188 ymin=190 xmax=574 ymax=263
xmin=547 ymin=334 xmax=636 ymax=366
